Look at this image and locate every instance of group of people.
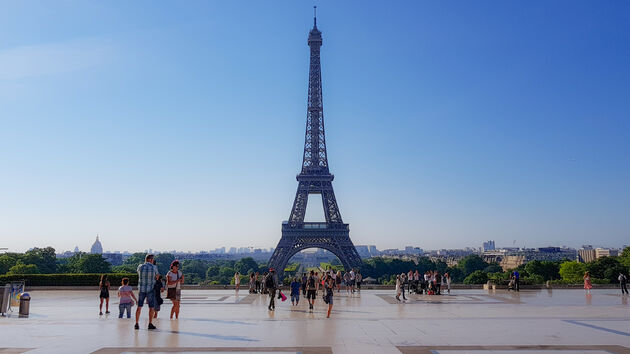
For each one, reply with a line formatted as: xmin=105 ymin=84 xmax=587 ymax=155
xmin=97 ymin=254 xmax=184 ymax=331
xmin=395 ymin=270 xmax=451 ymax=301
xmin=249 ymin=267 xmax=361 ymax=318
xmin=584 ymin=271 xmax=629 ymax=295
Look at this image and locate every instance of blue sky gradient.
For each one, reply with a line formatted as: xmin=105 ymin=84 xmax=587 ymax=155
xmin=1 ymin=1 xmax=629 ymax=252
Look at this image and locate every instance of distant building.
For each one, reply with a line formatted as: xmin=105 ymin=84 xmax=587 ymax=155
xmin=102 ymin=252 xmax=123 ymax=266
xmin=578 ymin=248 xmax=596 ymax=263
xmin=368 ymin=245 xmax=378 ymax=255
xmin=482 ymin=240 xmax=496 ymax=252
xmin=355 ymin=245 xmax=370 ymax=258
xmin=73 ymin=246 xmax=80 ymax=253
xmin=595 ymin=248 xmax=618 ymax=259
xmin=90 ymin=236 xmax=103 ymax=254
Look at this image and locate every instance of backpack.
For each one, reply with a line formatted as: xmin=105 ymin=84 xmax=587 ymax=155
xmin=265 ymin=274 xmax=275 ymax=289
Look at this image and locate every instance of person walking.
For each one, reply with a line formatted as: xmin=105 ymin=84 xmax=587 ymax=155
xmin=401 ymin=273 xmax=407 ymax=300
xmin=336 ymin=270 xmax=342 ymax=292
xmin=234 ymin=272 xmax=241 ymax=292
xmin=135 ymin=254 xmax=158 ymax=330
xmin=255 ymin=272 xmax=261 ymax=294
xmin=301 ymin=272 xmax=308 ymax=297
xmin=167 ymin=260 xmax=184 ymax=319
xmin=407 ymin=270 xmax=414 ymax=294
xmin=99 ymin=274 xmax=110 ymax=315
xmin=153 ymin=274 xmax=165 ymax=319
xmin=117 ymin=277 xmax=137 ymax=319
xmin=444 ymin=273 xmax=451 ymax=294
xmin=306 ymin=270 xmax=318 ymax=311
xmin=349 ymin=269 xmax=356 ymax=294
xmin=290 ymin=276 xmax=301 ymax=306
xmin=356 ymin=271 xmax=362 ymax=293
xmin=265 ymin=268 xmax=279 ymax=311
xmin=324 ymin=274 xmax=334 ymax=318
xmin=512 ymin=270 xmax=520 ymax=292
xmin=619 ymin=273 xmax=628 ymax=295
xmin=584 ymin=271 xmax=593 ymax=294
xmin=395 ymin=274 xmax=402 ymax=301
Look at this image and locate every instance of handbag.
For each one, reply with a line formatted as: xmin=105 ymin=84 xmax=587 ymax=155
xmin=167 ymin=271 xmax=180 ymax=299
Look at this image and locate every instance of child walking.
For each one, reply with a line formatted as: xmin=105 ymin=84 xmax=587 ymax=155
xmin=117 ymin=277 xmax=137 ymax=319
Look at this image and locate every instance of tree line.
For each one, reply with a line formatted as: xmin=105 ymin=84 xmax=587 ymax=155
xmin=1 ymin=247 xmax=629 ymax=286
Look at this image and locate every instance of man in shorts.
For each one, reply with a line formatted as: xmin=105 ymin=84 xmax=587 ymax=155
xmin=135 ymin=254 xmax=158 ymax=330
xmin=306 ymin=270 xmax=319 ymax=311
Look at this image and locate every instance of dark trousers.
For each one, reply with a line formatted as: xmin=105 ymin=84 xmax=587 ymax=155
xmin=268 ymin=288 xmax=276 ymax=309
xmin=255 ymin=281 xmax=260 ymax=293
xmin=515 ymin=279 xmax=520 ymax=291
xmin=622 ymin=283 xmax=628 ymax=294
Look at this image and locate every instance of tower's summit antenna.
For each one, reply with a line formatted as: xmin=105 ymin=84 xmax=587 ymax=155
xmin=313 ymin=6 xmax=317 ymax=27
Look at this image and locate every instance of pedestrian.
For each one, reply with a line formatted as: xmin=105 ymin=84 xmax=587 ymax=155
xmin=619 ymin=273 xmax=628 ymax=295
xmin=435 ymin=272 xmax=441 ymax=295
xmin=512 ymin=270 xmax=520 ymax=292
xmin=407 ymin=270 xmax=414 ymax=293
xmin=395 ymin=274 xmax=402 ymax=301
xmin=356 ymin=271 xmax=362 ymax=292
xmin=290 ymin=276 xmax=301 ymax=306
xmin=583 ymin=271 xmax=592 ymax=294
xmin=135 ymin=254 xmax=158 ymax=330
xmin=255 ymin=272 xmax=261 ymax=294
xmin=261 ymin=272 xmax=268 ymax=294
xmin=336 ymin=270 xmax=342 ymax=292
xmin=234 ymin=272 xmax=241 ymax=292
xmin=324 ymin=274 xmax=334 ymax=318
xmin=400 ymin=273 xmax=407 ymax=300
xmin=343 ymin=271 xmax=351 ymax=294
xmin=117 ymin=277 xmax=137 ymax=319
xmin=265 ymin=268 xmax=278 ymax=311
xmin=167 ymin=260 xmax=184 ymax=319
xmin=99 ymin=274 xmax=110 ymax=315
xmin=301 ymin=272 xmax=308 ymax=297
xmin=349 ymin=269 xmax=356 ymax=293
xmin=413 ymin=270 xmax=420 ymax=294
xmin=444 ymin=272 xmax=451 ymax=294
xmin=249 ymin=273 xmax=256 ymax=293
xmin=306 ymin=270 xmax=318 ymax=311
xmin=153 ymin=274 xmax=165 ymax=319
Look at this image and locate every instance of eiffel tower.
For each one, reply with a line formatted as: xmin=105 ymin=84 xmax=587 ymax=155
xmin=268 ymin=8 xmax=362 ymax=276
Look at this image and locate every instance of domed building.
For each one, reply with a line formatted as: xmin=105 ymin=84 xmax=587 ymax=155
xmin=90 ymin=235 xmax=103 ymax=254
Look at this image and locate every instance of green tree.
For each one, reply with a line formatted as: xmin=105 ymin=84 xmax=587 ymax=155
xmin=112 ymin=264 xmax=136 ymax=273
xmin=206 ymin=265 xmax=220 ymax=280
xmin=559 ymin=261 xmax=587 ymax=283
xmin=74 ymin=254 xmax=112 ymax=273
xmin=234 ymin=257 xmax=259 ymax=275
xmin=587 ymin=256 xmax=625 ymax=283
xmin=458 ymin=255 xmax=489 ymax=276
xmin=524 ymin=260 xmax=560 ymax=281
xmin=484 ymin=263 xmax=503 ymax=274
xmin=0 ymin=254 xmax=20 ymax=274
xmin=619 ymin=247 xmax=630 ymax=268
xmin=122 ymin=253 xmax=147 ymax=267
xmin=181 ymin=259 xmax=210 ymax=284
xmin=22 ymin=247 xmax=57 ymax=273
xmin=154 ymin=253 xmax=175 ymax=275
xmin=7 ymin=263 xmax=40 ymax=274
xmin=463 ymin=270 xmax=488 ymax=284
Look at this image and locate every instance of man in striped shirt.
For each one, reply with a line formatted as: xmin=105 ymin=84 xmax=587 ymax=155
xmin=134 ymin=254 xmax=158 ymax=330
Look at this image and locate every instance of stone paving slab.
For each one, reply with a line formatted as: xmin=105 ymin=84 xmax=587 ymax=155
xmin=0 ymin=289 xmax=628 ymax=353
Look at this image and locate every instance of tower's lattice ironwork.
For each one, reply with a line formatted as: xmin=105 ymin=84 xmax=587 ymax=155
xmin=269 ymin=9 xmax=362 ymax=275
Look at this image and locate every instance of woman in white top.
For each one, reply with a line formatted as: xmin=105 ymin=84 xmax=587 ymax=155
xmin=234 ymin=272 xmax=241 ymax=292
xmin=167 ymin=260 xmax=184 ymax=319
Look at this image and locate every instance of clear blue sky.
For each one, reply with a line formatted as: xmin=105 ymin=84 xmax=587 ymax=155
xmin=1 ymin=1 xmax=629 ymax=253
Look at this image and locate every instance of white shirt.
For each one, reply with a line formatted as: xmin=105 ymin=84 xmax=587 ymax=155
xmin=167 ymin=270 xmax=182 ymax=289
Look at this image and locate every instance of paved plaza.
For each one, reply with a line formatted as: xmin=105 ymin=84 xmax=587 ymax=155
xmin=1 ymin=289 xmax=629 ymax=353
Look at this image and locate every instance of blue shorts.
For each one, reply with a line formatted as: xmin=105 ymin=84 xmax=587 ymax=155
xmin=291 ymin=294 xmax=299 ymax=302
xmin=137 ymin=291 xmax=155 ymax=308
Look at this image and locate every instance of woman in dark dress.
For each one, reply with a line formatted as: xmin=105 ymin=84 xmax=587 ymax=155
xmin=99 ymin=274 xmax=110 ymax=315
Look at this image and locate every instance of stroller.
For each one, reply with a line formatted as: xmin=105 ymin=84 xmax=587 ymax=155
xmin=507 ymin=277 xmax=516 ymax=291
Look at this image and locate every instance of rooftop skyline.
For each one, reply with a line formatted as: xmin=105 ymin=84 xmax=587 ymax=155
xmin=1 ymin=1 xmax=629 ymax=252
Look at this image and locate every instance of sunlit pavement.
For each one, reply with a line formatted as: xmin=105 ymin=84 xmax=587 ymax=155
xmin=1 ymin=289 xmax=629 ymax=353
